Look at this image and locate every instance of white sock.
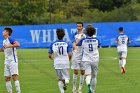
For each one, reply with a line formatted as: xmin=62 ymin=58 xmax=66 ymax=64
xmin=65 ymin=79 xmax=69 ymax=85
xmin=73 ymin=74 xmax=77 ymax=90
xmin=58 ymin=81 xmax=64 ymax=93
xmin=86 ymin=75 xmax=91 ymax=85
xmin=14 ymin=80 xmax=21 ymax=93
xmin=78 ymin=75 xmax=84 ymax=90
xmin=91 ymin=77 xmax=97 ymax=92
xmin=122 ymin=59 xmax=126 ymax=68
xmin=119 ymin=60 xmax=123 ymax=68
xmin=6 ymin=81 xmax=12 ymax=93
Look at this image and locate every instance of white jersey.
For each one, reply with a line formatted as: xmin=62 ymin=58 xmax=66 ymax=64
xmin=116 ymin=34 xmax=129 ymax=52
xmin=72 ymin=32 xmax=86 ymax=61
xmin=77 ymin=37 xmax=99 ymax=62
xmin=3 ymin=37 xmax=18 ymax=64
xmin=48 ymin=40 xmax=72 ymax=69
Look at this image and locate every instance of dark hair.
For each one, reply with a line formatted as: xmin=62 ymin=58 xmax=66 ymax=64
xmin=86 ymin=25 xmax=96 ymax=37
xmin=119 ymin=27 xmax=123 ymax=32
xmin=4 ymin=27 xmax=13 ymax=36
xmin=56 ymin=28 xmax=65 ymax=40
xmin=76 ymin=22 xmax=83 ymax=27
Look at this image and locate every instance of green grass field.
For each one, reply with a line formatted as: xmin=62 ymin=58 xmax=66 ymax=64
xmin=0 ymin=48 xmax=140 ymax=93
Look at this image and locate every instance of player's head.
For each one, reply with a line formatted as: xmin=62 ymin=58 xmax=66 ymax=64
xmin=76 ymin=22 xmax=83 ymax=31
xmin=56 ymin=28 xmax=65 ymax=40
xmin=86 ymin=24 xmax=96 ymax=37
xmin=2 ymin=27 xmax=13 ymax=37
xmin=118 ymin=27 xmax=123 ymax=33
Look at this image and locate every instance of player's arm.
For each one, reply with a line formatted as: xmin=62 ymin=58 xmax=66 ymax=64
xmin=48 ymin=53 xmax=53 ymax=60
xmin=4 ymin=41 xmax=20 ymax=48
xmin=127 ymin=38 xmax=131 ymax=44
xmin=68 ymin=52 xmax=72 ymax=61
xmin=76 ymin=38 xmax=84 ymax=46
xmin=48 ymin=43 xmax=53 ymax=60
xmin=73 ymin=42 xmax=78 ymax=52
xmin=67 ymin=42 xmax=72 ymax=60
xmin=72 ymin=37 xmax=79 ymax=52
xmin=0 ymin=48 xmax=4 ymax=52
xmin=114 ymin=38 xmax=119 ymax=44
xmin=114 ymin=40 xmax=118 ymax=44
xmin=72 ymin=33 xmax=81 ymax=52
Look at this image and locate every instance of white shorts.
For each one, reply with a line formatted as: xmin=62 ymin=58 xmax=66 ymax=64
xmin=55 ymin=69 xmax=70 ymax=83
xmin=71 ymin=51 xmax=85 ymax=70
xmin=118 ymin=51 xmax=127 ymax=58
xmin=71 ymin=61 xmax=85 ymax=70
xmin=84 ymin=62 xmax=98 ymax=78
xmin=4 ymin=62 xmax=19 ymax=77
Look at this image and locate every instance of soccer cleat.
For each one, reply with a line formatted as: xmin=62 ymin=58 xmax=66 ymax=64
xmin=78 ymin=90 xmax=82 ymax=93
xmin=121 ymin=67 xmax=125 ymax=74
xmin=72 ymin=89 xmax=77 ymax=93
xmin=63 ymin=84 xmax=67 ymax=91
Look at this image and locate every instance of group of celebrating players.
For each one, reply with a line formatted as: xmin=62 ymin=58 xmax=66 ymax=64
xmin=0 ymin=22 xmax=130 ymax=93
xmin=48 ymin=22 xmax=130 ymax=93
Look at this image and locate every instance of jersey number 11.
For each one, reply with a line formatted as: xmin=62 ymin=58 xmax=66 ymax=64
xmin=58 ymin=46 xmax=64 ymax=55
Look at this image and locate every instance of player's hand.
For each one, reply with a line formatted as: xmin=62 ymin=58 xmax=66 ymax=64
xmin=118 ymin=42 xmax=122 ymax=46
xmin=3 ymin=44 xmax=9 ymax=48
xmin=73 ymin=49 xmax=78 ymax=53
xmin=3 ymin=43 xmax=11 ymax=48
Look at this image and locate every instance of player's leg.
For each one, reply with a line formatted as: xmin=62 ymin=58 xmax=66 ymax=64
xmin=118 ymin=51 xmax=123 ymax=68
xmin=55 ymin=69 xmax=64 ymax=93
xmin=78 ymin=62 xmax=85 ymax=93
xmin=12 ymin=75 xmax=20 ymax=93
xmin=11 ymin=63 xmax=21 ymax=93
xmin=121 ymin=51 xmax=127 ymax=73
xmin=5 ymin=76 xmax=12 ymax=93
xmin=85 ymin=62 xmax=92 ymax=93
xmin=118 ymin=51 xmax=125 ymax=73
xmin=72 ymin=69 xmax=78 ymax=93
xmin=61 ymin=69 xmax=70 ymax=90
xmin=71 ymin=60 xmax=79 ymax=93
xmin=4 ymin=64 xmax=13 ymax=93
xmin=122 ymin=51 xmax=127 ymax=68
xmin=90 ymin=62 xmax=98 ymax=93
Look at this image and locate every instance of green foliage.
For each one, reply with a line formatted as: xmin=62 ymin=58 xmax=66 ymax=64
xmin=0 ymin=0 xmax=47 ymax=25
xmin=0 ymin=0 xmax=140 ymax=25
xmin=89 ymin=0 xmax=132 ymax=11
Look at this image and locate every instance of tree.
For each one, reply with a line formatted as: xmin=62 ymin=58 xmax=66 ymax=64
xmin=0 ymin=0 xmax=47 ymax=25
xmin=89 ymin=0 xmax=132 ymax=11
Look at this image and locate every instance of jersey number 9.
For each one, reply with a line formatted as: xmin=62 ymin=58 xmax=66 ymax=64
xmin=88 ymin=44 xmax=93 ymax=51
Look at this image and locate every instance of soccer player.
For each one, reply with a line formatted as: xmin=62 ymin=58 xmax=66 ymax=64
xmin=71 ymin=22 xmax=86 ymax=93
xmin=77 ymin=25 xmax=99 ymax=93
xmin=0 ymin=27 xmax=21 ymax=93
xmin=115 ymin=27 xmax=130 ymax=74
xmin=48 ymin=28 xmax=72 ymax=93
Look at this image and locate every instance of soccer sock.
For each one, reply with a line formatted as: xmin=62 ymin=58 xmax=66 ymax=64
xmin=65 ymin=79 xmax=69 ymax=85
xmin=86 ymin=75 xmax=91 ymax=85
xmin=122 ymin=59 xmax=126 ymax=68
xmin=6 ymin=81 xmax=12 ymax=93
xmin=119 ymin=60 xmax=123 ymax=68
xmin=72 ymin=74 xmax=77 ymax=90
xmin=88 ymin=84 xmax=91 ymax=93
xmin=91 ymin=77 xmax=97 ymax=92
xmin=78 ymin=75 xmax=84 ymax=90
xmin=14 ymin=80 xmax=21 ymax=93
xmin=58 ymin=81 xmax=64 ymax=93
